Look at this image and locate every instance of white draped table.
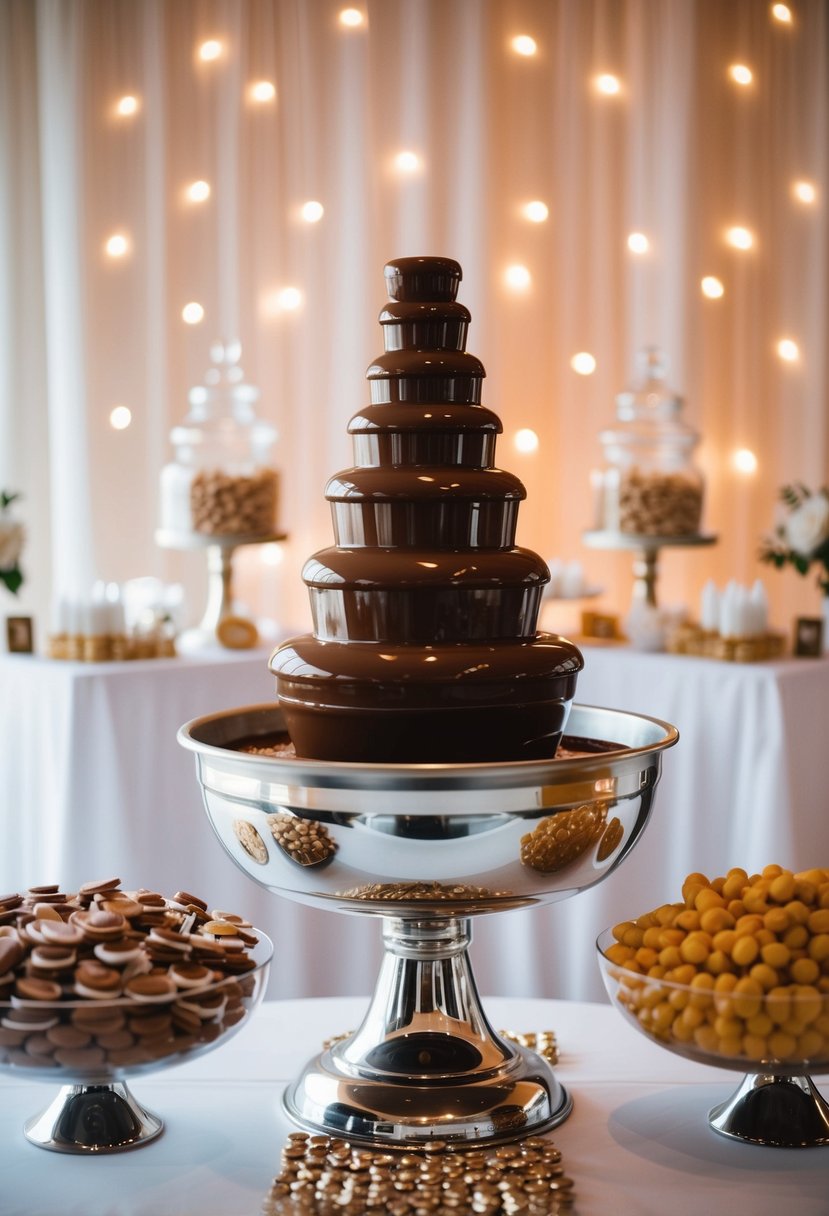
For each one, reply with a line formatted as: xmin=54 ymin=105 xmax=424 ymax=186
xmin=1 ymin=646 xmax=828 ymax=1003
xmin=0 ymin=996 xmax=826 ymax=1216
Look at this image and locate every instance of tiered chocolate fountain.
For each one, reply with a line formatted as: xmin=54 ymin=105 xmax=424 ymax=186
xmin=180 ymin=257 xmax=678 ymax=1146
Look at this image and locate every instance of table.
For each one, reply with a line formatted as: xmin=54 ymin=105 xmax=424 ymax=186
xmin=0 ymin=996 xmax=825 ymax=1215
xmin=2 ymin=646 xmax=829 ymax=1004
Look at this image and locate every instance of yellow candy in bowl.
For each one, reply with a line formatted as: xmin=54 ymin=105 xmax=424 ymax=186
xmin=597 ymin=864 xmax=829 ymax=1147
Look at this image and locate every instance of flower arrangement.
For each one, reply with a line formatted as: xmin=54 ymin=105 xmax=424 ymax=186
xmin=0 ymin=491 xmax=25 ymax=595
xmin=759 ymin=484 xmax=829 ymax=596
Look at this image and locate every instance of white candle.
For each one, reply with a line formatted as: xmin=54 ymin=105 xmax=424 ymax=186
xmin=700 ymin=580 xmax=719 ymax=631
xmin=749 ymin=579 xmax=768 ymax=635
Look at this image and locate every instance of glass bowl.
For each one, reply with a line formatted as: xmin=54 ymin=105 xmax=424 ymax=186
xmin=0 ymin=932 xmax=272 ymax=1153
xmin=597 ymin=927 xmax=829 ymax=1147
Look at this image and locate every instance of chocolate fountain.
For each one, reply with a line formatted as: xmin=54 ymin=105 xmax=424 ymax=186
xmin=180 ymin=257 xmax=678 ymax=1145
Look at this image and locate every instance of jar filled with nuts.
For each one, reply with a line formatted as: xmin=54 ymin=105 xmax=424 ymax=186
xmin=594 ymin=348 xmax=704 ymax=537
xmin=159 ymin=341 xmax=280 ymax=539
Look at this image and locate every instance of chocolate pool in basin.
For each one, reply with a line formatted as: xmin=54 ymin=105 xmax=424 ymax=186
xmin=270 ymin=256 xmax=584 ymax=763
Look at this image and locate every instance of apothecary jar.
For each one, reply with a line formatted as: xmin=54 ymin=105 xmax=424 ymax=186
xmin=594 ymin=348 xmax=704 ymax=537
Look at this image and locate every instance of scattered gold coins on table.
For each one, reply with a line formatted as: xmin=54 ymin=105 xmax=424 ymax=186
xmin=499 ymin=1029 xmax=560 ymax=1066
xmin=262 ymin=1131 xmax=575 ymax=1215
xmin=603 ymin=864 xmax=829 ymax=1063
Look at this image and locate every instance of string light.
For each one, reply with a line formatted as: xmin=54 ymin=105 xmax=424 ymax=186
xmin=571 ymin=352 xmax=597 ymax=375
xmin=627 ymin=232 xmax=650 ymax=254
xmin=115 ymin=95 xmax=139 ymax=117
xmin=249 ymin=81 xmax=276 ymax=103
xmin=105 ymin=234 xmax=130 ymax=259
xmin=504 ymin=264 xmax=531 ymax=291
xmin=594 ymin=74 xmax=621 ymax=95
xmin=701 ymin=276 xmax=725 ymax=299
xmin=725 ymin=226 xmax=754 ymax=250
xmin=265 ymin=287 xmax=303 ymax=314
xmin=523 ymin=201 xmax=549 ymax=222
xmin=394 ymin=150 xmax=422 ymax=174
xmin=182 ymin=302 xmax=205 ymax=325
xmin=771 ymin=3 xmax=792 ymax=22
xmin=776 ymin=338 xmax=800 ymax=362
xmin=511 ymin=35 xmax=537 ymax=57
xmin=109 ymin=406 xmax=132 ymax=431
xmin=261 ymin=543 xmax=284 ymax=567
xmin=301 ymin=200 xmax=325 ymax=223
xmin=729 ymin=64 xmax=753 ymax=86
xmin=792 ymin=180 xmax=817 ymax=204
xmin=198 ymin=39 xmax=223 ymax=62
xmin=514 ymin=428 xmax=540 ymax=453
xmin=338 ymin=7 xmax=364 ymax=26
xmin=186 ymin=180 xmax=211 ymax=203
xmin=732 ymin=448 xmax=758 ymax=475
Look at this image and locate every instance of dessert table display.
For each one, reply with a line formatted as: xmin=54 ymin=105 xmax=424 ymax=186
xmin=1 ymin=995 xmax=826 ymax=1216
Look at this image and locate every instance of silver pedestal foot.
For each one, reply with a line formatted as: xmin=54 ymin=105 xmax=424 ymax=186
xmin=24 ymin=1082 xmax=163 ymax=1153
xmin=284 ymin=916 xmax=572 ymax=1146
xmin=709 ymin=1072 xmax=829 ymax=1147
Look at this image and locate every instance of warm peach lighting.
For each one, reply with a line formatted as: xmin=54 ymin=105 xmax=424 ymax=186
xmin=523 ymin=200 xmax=549 ymax=223
xmin=732 ymin=448 xmax=758 ymax=475
xmin=729 ymin=64 xmax=753 ymax=86
xmin=571 ymin=352 xmax=597 ymax=375
xmin=394 ymin=150 xmax=422 ymax=174
xmin=182 ymin=302 xmax=205 ymax=325
xmin=514 ymin=428 xmax=540 ymax=453
xmin=338 ymin=8 xmax=364 ymax=27
xmin=186 ymin=180 xmax=211 ymax=203
xmin=198 ymin=40 xmax=223 ymax=62
xmin=249 ymin=80 xmax=276 ymax=103
xmin=701 ymin=276 xmax=725 ymax=299
xmin=595 ymin=74 xmax=621 ymax=95
xmin=115 ymin=95 xmax=139 ymax=117
xmin=792 ymin=180 xmax=817 ymax=204
xmin=627 ymin=232 xmax=650 ymax=254
xmin=261 ymin=543 xmax=284 ymax=567
xmin=511 ymin=35 xmax=537 ymax=57
xmin=725 ymin=226 xmax=754 ymax=250
xmin=109 ymin=406 xmax=132 ymax=431
xmin=771 ymin=4 xmax=792 ymax=22
xmin=776 ymin=338 xmax=800 ymax=362
xmin=504 ymin=264 xmax=531 ymax=291
xmin=301 ymin=200 xmax=325 ymax=223
xmin=105 ymin=233 xmax=129 ymax=258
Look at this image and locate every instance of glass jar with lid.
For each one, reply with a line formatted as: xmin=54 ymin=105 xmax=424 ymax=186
xmin=594 ymin=348 xmax=704 ymax=537
xmin=159 ymin=341 xmax=279 ymax=539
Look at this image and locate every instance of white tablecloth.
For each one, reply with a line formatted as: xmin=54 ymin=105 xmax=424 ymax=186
xmin=0 ymin=995 xmax=826 ymax=1216
xmin=1 ymin=646 xmax=828 ymax=1003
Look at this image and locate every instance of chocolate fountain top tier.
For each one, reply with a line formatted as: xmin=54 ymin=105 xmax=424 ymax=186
xmin=270 ymin=255 xmax=583 ymax=762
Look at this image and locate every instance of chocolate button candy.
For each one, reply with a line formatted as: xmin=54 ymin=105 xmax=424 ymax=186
xmin=0 ymin=936 xmax=24 ymax=975
xmin=14 ymin=977 xmax=63 ymax=1001
xmin=78 ymin=877 xmax=122 ymax=896
xmin=125 ymin=974 xmax=177 ymax=1002
xmin=39 ymin=920 xmax=84 ymax=946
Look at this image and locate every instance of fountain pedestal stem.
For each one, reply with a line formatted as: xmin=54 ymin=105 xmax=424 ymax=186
xmin=283 ymin=915 xmax=571 ymax=1146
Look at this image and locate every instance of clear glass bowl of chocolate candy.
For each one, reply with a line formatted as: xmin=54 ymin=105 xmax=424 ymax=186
xmin=0 ymin=879 xmax=273 ymax=1152
xmin=597 ymin=865 xmax=829 ymax=1147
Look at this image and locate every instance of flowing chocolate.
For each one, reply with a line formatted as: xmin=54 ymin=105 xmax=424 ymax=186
xmin=270 ymin=256 xmax=583 ymax=761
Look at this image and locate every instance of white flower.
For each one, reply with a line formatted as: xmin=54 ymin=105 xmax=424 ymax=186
xmin=0 ymin=519 xmax=24 ymax=570
xmin=785 ymin=493 xmax=829 ymax=557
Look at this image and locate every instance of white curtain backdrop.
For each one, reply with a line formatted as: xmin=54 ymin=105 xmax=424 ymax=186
xmin=1 ymin=0 xmax=827 ymax=641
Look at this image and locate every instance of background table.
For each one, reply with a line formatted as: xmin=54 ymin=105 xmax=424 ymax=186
xmin=1 ymin=646 xmax=828 ymax=1003
xmin=0 ymin=995 xmax=826 ymax=1215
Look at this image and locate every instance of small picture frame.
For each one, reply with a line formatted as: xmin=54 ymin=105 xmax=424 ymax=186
xmin=6 ymin=615 xmax=34 ymax=655
xmin=793 ymin=616 xmax=823 ymax=658
xmin=581 ymin=610 xmax=622 ymax=641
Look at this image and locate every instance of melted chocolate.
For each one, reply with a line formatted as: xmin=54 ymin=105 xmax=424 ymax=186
xmin=270 ymin=256 xmax=584 ymax=762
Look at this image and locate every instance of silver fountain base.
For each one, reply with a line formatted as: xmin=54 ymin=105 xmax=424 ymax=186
xmin=285 ymin=917 xmax=571 ymax=1145
xmin=179 ymin=702 xmax=678 ymax=1146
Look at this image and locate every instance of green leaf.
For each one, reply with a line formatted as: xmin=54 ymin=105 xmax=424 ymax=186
xmin=0 ymin=491 xmax=20 ymax=511
xmin=0 ymin=566 xmax=22 ymax=595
